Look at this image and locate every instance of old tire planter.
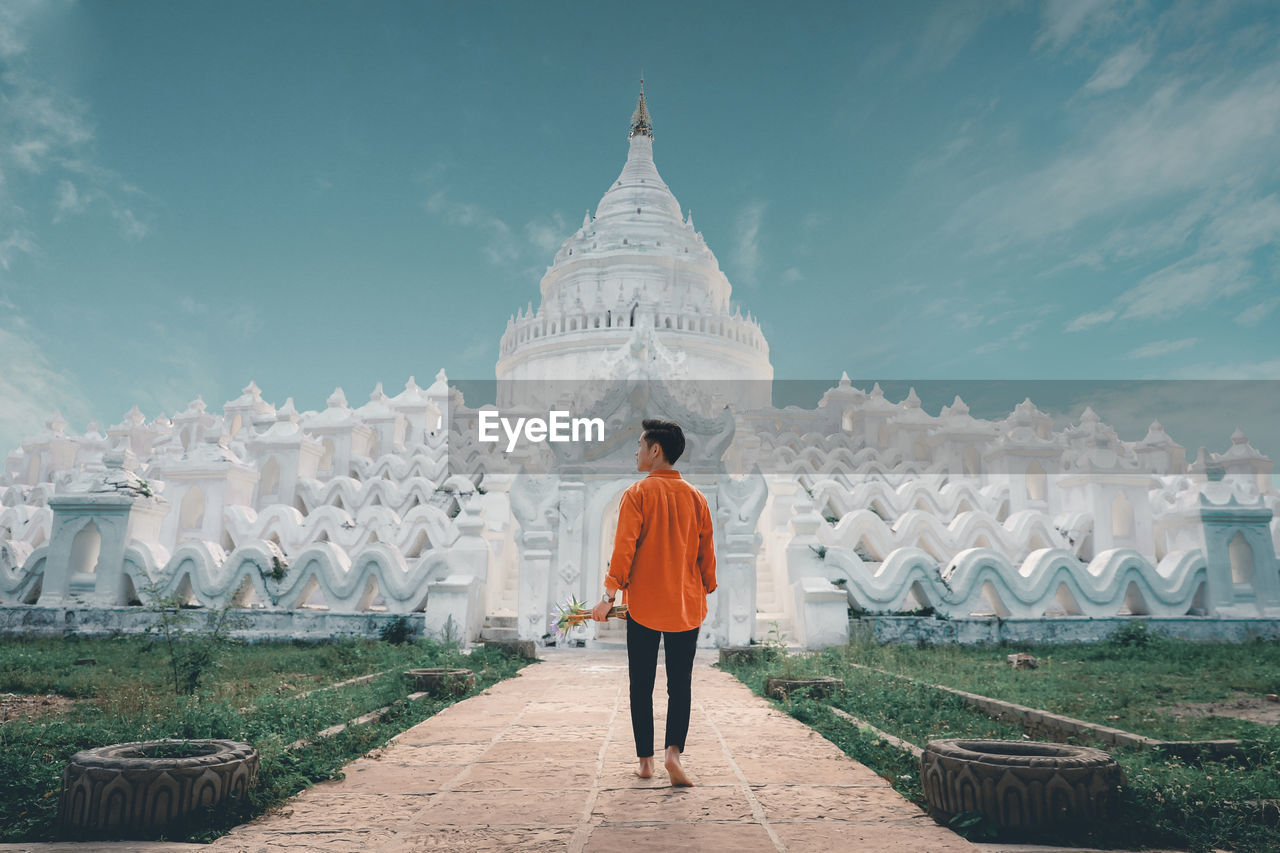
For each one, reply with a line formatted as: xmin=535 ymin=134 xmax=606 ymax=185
xmin=405 ymin=667 xmax=475 ymax=696
xmin=921 ymin=739 xmax=1123 ymax=829
xmin=59 ymin=739 xmax=258 ymax=837
xmin=765 ymin=676 xmax=844 ymax=699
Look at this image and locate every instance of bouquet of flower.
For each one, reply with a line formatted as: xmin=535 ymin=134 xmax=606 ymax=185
xmin=553 ymin=595 xmax=628 ymax=638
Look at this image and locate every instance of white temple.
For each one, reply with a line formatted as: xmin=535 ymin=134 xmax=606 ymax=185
xmin=2 ymin=88 xmax=1278 ymax=647
xmin=496 ymin=83 xmax=772 ymax=408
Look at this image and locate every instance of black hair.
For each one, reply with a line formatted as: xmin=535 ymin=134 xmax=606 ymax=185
xmin=641 ymin=418 xmax=685 ymax=464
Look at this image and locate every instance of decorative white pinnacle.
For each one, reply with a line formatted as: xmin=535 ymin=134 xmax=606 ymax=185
xmin=629 ymin=78 xmax=653 ymax=139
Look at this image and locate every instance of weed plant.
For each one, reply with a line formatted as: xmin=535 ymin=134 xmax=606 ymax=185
xmin=0 ymin=637 xmax=529 ymax=843
xmin=720 ymin=638 xmax=1280 ymax=853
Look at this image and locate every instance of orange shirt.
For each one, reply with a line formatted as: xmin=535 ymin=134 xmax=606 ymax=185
xmin=606 ymin=468 xmax=717 ymax=632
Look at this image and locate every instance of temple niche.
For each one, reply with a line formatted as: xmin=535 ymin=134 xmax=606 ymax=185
xmin=2 ymin=88 xmax=1279 ymax=646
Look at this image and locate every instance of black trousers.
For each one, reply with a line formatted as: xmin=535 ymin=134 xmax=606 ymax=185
xmin=626 ymin=615 xmax=699 ymax=758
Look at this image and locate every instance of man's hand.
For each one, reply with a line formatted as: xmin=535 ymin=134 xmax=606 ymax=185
xmin=591 ymin=599 xmax=613 ymax=622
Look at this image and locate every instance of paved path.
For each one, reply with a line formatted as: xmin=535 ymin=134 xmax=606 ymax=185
xmin=209 ymin=647 xmax=974 ymax=853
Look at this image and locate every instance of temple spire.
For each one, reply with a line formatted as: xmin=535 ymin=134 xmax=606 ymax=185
xmin=629 ymin=78 xmax=653 ymax=140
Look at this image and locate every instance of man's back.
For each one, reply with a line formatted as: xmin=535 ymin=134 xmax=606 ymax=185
xmin=598 ymin=418 xmax=707 ymax=787
xmin=607 ymin=468 xmax=717 ymax=632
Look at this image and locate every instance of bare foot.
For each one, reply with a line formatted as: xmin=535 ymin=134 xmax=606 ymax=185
xmin=664 ymin=746 xmax=694 ymax=787
xmin=636 ymin=756 xmax=654 ymax=778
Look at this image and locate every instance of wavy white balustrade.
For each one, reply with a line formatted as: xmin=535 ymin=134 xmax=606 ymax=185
xmin=817 ymin=507 xmax=1070 ymax=565
xmin=757 ymin=431 xmax=865 ymax=453
xmin=0 ymin=505 xmax=52 ymax=546
xmin=349 ymin=445 xmax=449 ymax=484
xmin=1 ymin=502 xmax=476 ymax=614
xmin=765 ymin=450 xmax=944 ymax=486
xmin=222 ymin=503 xmax=457 ymax=557
xmin=822 ymin=544 xmax=1210 ymax=619
xmin=805 ymin=477 xmax=1005 ymax=524
xmin=118 ymin=538 xmax=460 ymax=613
xmin=293 ymin=475 xmax=448 ymax=516
xmin=1 ymin=483 xmax=55 ymax=508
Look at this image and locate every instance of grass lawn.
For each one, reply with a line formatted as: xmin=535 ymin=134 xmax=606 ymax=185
xmin=0 ymin=634 xmax=530 ymax=843
xmin=721 ymin=630 xmax=1280 ymax=853
xmin=841 ymin=622 xmax=1280 ymax=741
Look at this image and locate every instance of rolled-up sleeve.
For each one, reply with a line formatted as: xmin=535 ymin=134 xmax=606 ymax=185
xmin=606 ymin=488 xmax=643 ymax=591
xmin=697 ymin=494 xmax=717 ymax=593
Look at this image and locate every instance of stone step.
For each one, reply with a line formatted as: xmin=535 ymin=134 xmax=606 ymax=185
xmin=755 ymin=614 xmax=794 ymax=642
xmin=483 ymin=614 xmax=517 ymax=629
xmin=479 ymin=627 xmax=519 ymax=642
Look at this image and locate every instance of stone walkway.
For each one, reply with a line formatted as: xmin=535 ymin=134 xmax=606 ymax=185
xmin=208 ymin=647 xmax=974 ymax=852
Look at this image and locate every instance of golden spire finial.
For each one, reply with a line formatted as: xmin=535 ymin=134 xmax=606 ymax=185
xmin=629 ymin=77 xmax=653 ymax=140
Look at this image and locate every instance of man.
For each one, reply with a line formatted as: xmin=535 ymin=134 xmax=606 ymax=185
xmin=592 ymin=418 xmax=716 ymax=787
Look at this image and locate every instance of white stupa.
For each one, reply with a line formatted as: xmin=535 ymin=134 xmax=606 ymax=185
xmin=495 ymin=83 xmax=773 ymax=406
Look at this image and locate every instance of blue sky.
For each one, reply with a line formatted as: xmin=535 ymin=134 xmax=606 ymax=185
xmin=1 ymin=0 xmax=1278 ymax=456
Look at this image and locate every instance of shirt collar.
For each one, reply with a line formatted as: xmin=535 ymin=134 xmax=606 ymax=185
xmin=646 ymin=469 xmax=682 ymax=479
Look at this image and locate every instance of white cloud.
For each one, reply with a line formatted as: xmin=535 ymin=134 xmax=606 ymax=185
xmin=1200 ymin=192 xmax=1280 ymax=256
xmin=424 ymin=188 xmax=518 ymax=265
xmin=1235 ymin=296 xmax=1280 ymax=327
xmin=0 ymin=229 xmax=35 ymax=269
xmin=1094 ymin=193 xmax=1215 ymax=264
xmin=524 ymin=212 xmax=568 ymax=254
xmin=0 ymin=308 xmax=90 ymax=457
xmin=458 ymin=335 xmax=493 ymax=365
xmin=1118 ymin=256 xmax=1251 ymax=321
xmin=1034 ymin=0 xmax=1121 ymax=52
xmin=797 ymin=211 xmax=827 ymax=256
xmin=2 ymin=72 xmax=93 ymax=175
xmin=179 ymin=296 xmax=208 ymax=315
xmin=9 ymin=138 xmax=50 ymax=171
xmin=1126 ymin=338 xmax=1198 ymax=359
xmin=1084 ymin=42 xmax=1152 ymax=93
xmin=782 ymin=267 xmax=803 ymax=283
xmin=1065 ymin=308 xmax=1116 ymax=332
xmin=112 ymin=207 xmax=148 ymax=240
xmin=227 ymin=304 xmax=263 ymax=339
xmin=1169 ymin=358 xmax=1280 ymax=380
xmin=1085 ymin=189 xmax=1277 ymax=326
xmin=912 ymin=100 xmax=1000 ymax=176
xmin=950 ymin=63 xmax=1280 ymax=249
xmin=1010 ymin=320 xmax=1042 ymax=341
xmin=733 ymin=201 xmax=766 ymax=285
xmin=1 ymin=6 xmax=152 ymax=267
xmin=0 ymin=1 xmax=56 ymax=62
xmin=910 ymin=3 xmax=1011 ymax=72
xmin=53 ymin=178 xmax=85 ymax=217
